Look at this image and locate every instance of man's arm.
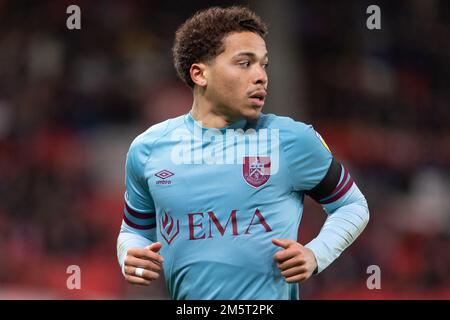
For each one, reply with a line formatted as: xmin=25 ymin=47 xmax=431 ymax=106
xmin=117 ymin=222 xmax=163 ymax=286
xmin=117 ymin=136 xmax=163 ymax=285
xmin=273 ymin=121 xmax=369 ymax=281
xmin=305 ymin=179 xmax=369 ymax=273
xmin=273 ymin=162 xmax=369 ymax=282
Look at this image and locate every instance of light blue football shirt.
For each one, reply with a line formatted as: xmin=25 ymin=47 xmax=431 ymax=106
xmin=122 ymin=112 xmax=332 ymax=300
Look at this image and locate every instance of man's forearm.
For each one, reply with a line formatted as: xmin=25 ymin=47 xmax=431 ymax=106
xmin=305 ymin=184 xmax=369 ymax=273
xmin=117 ymin=222 xmax=154 ymax=275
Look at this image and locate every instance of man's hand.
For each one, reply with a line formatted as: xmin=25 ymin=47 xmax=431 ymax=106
xmin=272 ymin=238 xmax=318 ymax=283
xmin=123 ymin=242 xmax=164 ymax=286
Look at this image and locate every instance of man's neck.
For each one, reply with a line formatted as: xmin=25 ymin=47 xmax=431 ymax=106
xmin=191 ymin=95 xmax=238 ymax=129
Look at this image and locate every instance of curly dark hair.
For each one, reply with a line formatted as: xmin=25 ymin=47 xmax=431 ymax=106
xmin=173 ymin=6 xmax=268 ymax=88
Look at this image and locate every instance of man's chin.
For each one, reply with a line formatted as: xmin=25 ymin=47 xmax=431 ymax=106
xmin=243 ymin=106 xmax=263 ymax=120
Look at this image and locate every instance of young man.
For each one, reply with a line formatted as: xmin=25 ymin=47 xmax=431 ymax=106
xmin=117 ymin=6 xmax=369 ymax=300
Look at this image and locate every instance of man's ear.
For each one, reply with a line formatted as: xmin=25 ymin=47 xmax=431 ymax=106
xmin=190 ymin=63 xmax=208 ymax=87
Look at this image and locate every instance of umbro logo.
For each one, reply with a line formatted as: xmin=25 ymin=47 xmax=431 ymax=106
xmin=155 ymin=170 xmax=174 ymax=185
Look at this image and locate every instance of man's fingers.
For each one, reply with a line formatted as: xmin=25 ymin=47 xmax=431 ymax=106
xmin=124 ymin=274 xmax=151 ymax=286
xmin=277 ymin=256 xmax=305 ymax=271
xmin=272 ymin=238 xmax=293 ymax=249
xmin=124 ymin=266 xmax=160 ymax=281
xmin=128 ymin=247 xmax=164 ymax=263
xmin=146 ymin=242 xmax=162 ymax=253
xmin=272 ymin=239 xmax=314 ymax=284
xmin=280 ymin=266 xmax=307 ymax=278
xmin=124 ymin=256 xmax=162 ymax=272
xmin=273 ymin=247 xmax=298 ymax=263
xmin=285 ymin=274 xmax=308 ymax=283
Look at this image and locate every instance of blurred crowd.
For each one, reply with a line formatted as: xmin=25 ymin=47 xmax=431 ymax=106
xmin=0 ymin=1 xmax=449 ymax=299
xmin=296 ymin=1 xmax=450 ymax=298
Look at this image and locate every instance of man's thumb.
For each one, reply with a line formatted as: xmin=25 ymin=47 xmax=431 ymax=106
xmin=272 ymin=238 xmax=291 ymax=249
xmin=146 ymin=242 xmax=162 ymax=252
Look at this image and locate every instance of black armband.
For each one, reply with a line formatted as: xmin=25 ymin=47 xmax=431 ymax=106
xmin=305 ymin=158 xmax=342 ymax=202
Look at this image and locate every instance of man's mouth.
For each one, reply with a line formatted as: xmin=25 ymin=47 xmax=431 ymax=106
xmin=249 ymin=91 xmax=267 ymax=107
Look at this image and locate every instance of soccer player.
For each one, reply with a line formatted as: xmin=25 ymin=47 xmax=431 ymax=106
xmin=117 ymin=6 xmax=369 ymax=299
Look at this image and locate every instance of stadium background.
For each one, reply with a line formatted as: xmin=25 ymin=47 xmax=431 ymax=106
xmin=0 ymin=0 xmax=448 ymax=299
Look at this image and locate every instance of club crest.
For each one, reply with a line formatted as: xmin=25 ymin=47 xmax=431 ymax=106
xmin=243 ymin=156 xmax=271 ymax=188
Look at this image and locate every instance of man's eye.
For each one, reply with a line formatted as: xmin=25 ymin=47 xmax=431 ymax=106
xmin=262 ymin=63 xmax=269 ymax=69
xmin=239 ymin=61 xmax=251 ymax=67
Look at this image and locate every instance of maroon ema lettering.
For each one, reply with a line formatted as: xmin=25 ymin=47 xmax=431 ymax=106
xmin=160 ymin=209 xmax=272 ymax=244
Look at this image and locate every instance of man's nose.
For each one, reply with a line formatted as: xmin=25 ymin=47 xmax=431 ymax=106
xmin=253 ymin=65 xmax=268 ymax=85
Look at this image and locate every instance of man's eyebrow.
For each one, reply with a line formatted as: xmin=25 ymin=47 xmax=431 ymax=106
xmin=234 ymin=52 xmax=269 ymax=59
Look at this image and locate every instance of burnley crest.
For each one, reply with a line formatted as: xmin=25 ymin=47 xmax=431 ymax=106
xmin=243 ymin=156 xmax=271 ymax=188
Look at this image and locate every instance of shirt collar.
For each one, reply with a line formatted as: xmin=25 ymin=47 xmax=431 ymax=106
xmin=185 ymin=111 xmax=248 ymax=134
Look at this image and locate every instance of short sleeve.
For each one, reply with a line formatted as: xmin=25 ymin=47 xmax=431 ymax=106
xmin=282 ymin=121 xmax=333 ymax=192
xmin=124 ymin=142 xmax=154 ymax=211
xmin=122 ymin=140 xmax=156 ymax=231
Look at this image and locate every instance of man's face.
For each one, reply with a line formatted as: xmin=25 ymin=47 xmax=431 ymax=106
xmin=204 ymin=31 xmax=269 ymax=121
